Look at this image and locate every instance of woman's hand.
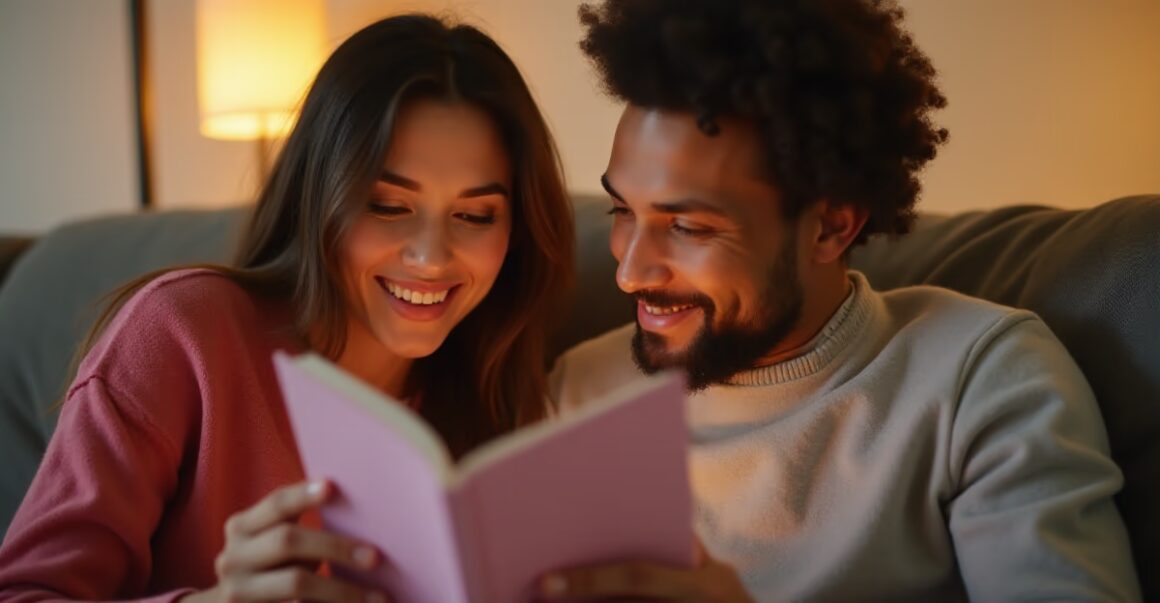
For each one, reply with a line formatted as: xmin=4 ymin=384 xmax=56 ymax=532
xmin=183 ymin=480 xmax=391 ymax=603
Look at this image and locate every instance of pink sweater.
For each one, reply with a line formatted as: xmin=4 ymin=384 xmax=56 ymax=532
xmin=0 ymin=269 xmax=307 ymax=601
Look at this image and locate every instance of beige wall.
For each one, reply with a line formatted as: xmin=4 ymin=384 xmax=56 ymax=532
xmin=0 ymin=0 xmax=138 ymax=233
xmin=901 ymin=0 xmax=1160 ymax=212
xmin=140 ymin=0 xmax=1160 ymax=213
xmin=3 ymin=1 xmax=1158 ymax=232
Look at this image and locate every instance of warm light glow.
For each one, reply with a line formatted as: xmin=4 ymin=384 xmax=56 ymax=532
xmin=195 ymin=0 xmax=326 ymax=140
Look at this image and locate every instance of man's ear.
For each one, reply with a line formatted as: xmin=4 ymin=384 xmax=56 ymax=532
xmin=809 ymin=200 xmax=869 ymax=264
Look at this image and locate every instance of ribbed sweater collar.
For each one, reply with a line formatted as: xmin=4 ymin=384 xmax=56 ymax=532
xmin=723 ymin=271 xmax=874 ymax=387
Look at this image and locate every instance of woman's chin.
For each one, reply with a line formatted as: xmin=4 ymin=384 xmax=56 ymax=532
xmin=379 ymin=334 xmax=449 ymax=360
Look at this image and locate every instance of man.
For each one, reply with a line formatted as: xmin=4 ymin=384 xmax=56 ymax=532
xmin=542 ymin=0 xmax=1141 ymax=600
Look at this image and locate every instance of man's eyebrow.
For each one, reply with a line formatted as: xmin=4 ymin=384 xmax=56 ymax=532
xmin=601 ymin=173 xmax=729 ymax=217
xmin=651 ymin=199 xmax=729 ymax=217
xmin=380 ymin=171 xmax=508 ymax=199
xmin=601 ymin=174 xmax=624 ymax=202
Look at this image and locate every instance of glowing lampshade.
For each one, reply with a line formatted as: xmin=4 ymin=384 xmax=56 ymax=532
xmin=195 ymin=0 xmax=327 ymax=140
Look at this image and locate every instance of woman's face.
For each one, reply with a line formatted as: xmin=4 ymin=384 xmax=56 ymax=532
xmin=340 ymin=99 xmax=513 ymax=361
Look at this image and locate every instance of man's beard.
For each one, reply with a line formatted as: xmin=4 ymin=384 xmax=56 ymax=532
xmin=631 ymin=236 xmax=803 ymax=391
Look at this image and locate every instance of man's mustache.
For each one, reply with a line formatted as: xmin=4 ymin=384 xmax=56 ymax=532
xmin=634 ymin=290 xmax=713 ymax=310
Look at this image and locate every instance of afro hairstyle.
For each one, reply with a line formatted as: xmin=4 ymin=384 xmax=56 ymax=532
xmin=579 ymin=0 xmax=949 ymax=244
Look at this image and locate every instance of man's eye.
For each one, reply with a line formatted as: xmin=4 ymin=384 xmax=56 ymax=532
xmin=671 ymin=222 xmax=713 ymax=237
xmin=368 ymin=203 xmax=409 ymax=217
xmin=457 ymin=212 xmax=497 ymax=225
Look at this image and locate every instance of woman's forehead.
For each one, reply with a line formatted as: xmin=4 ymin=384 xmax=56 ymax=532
xmin=382 ymin=99 xmax=511 ymax=184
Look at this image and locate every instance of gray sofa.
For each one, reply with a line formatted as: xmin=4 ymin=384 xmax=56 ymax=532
xmin=1 ymin=194 xmax=1157 ymax=597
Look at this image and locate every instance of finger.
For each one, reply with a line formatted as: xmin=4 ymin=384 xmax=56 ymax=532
xmin=693 ymin=535 xmax=708 ymax=567
xmin=226 ymin=480 xmax=330 ymax=538
xmin=540 ymin=561 xmax=700 ymax=600
xmin=218 ymin=523 xmax=382 ymax=575
xmin=224 ymin=567 xmax=392 ymax=603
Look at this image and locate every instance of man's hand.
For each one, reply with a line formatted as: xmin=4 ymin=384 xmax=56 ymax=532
xmin=538 ymin=540 xmax=754 ymax=602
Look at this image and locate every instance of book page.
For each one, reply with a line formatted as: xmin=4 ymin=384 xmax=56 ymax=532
xmin=286 ymin=353 xmax=453 ymax=477
xmin=274 ymin=352 xmax=468 ymax=603
xmin=450 ymin=373 xmax=695 ymax=603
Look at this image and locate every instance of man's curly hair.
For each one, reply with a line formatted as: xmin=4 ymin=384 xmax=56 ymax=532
xmin=580 ymin=0 xmax=948 ymax=244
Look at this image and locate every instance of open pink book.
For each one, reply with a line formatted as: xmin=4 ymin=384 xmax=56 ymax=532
xmin=273 ymin=351 xmax=694 ymax=603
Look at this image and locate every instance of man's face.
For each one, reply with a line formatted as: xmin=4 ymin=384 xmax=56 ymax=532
xmin=604 ymin=106 xmax=805 ymax=390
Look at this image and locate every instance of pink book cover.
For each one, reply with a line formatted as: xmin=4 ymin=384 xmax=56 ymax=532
xmin=273 ymin=351 xmax=694 ymax=603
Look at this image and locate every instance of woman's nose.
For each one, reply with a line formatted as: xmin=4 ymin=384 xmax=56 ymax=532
xmin=401 ymin=220 xmax=452 ymax=275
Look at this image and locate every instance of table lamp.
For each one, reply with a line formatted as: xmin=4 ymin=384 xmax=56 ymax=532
xmin=195 ymin=0 xmax=326 ymax=180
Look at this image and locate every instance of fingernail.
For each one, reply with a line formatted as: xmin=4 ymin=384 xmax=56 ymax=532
xmin=353 ymin=545 xmax=378 ymax=568
xmin=365 ymin=592 xmax=387 ymax=603
xmin=307 ymin=480 xmax=326 ymax=498
xmin=540 ymin=574 xmax=567 ymax=597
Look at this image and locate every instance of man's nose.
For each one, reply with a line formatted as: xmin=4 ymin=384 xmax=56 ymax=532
xmin=614 ymin=225 xmax=672 ymax=294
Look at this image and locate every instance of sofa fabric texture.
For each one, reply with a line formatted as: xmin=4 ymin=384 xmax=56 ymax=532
xmin=0 ymin=194 xmax=1156 ymax=597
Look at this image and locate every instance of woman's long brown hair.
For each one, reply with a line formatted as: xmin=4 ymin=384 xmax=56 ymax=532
xmin=66 ymin=14 xmax=574 ymax=458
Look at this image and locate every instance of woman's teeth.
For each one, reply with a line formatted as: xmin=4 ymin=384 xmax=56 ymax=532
xmin=643 ymin=303 xmax=696 ymax=316
xmin=387 ymin=283 xmax=450 ymax=305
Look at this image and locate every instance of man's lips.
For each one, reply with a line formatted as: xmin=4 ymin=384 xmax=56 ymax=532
xmin=636 ymin=300 xmax=703 ymax=332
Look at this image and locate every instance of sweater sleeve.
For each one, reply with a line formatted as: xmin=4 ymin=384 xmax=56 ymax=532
xmin=947 ymin=315 xmax=1141 ymax=601
xmin=0 ymin=376 xmax=193 ymax=603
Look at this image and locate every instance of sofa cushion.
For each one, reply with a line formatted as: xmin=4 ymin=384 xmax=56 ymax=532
xmin=550 ymin=194 xmax=633 ymax=358
xmin=850 ymin=194 xmax=1160 ymax=598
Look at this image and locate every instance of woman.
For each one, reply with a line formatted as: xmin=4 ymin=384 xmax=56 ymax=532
xmin=0 ymin=14 xmax=573 ymax=603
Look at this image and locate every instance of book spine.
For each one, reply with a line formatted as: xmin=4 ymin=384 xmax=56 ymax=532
xmin=448 ymin=481 xmax=492 ymax=603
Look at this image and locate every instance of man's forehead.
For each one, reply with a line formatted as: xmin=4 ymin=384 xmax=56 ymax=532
xmin=607 ymin=106 xmax=771 ymax=202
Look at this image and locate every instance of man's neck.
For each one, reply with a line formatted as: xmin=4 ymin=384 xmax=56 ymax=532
xmin=750 ymin=269 xmax=852 ymax=368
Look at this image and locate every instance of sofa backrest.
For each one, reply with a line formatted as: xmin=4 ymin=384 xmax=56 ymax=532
xmin=0 ymin=237 xmax=34 ymax=290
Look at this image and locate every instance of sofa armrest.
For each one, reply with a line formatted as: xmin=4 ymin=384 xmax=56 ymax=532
xmin=0 ymin=237 xmax=35 ymax=293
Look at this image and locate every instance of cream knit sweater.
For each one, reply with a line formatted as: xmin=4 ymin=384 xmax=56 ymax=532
xmin=550 ymin=272 xmax=1140 ymax=602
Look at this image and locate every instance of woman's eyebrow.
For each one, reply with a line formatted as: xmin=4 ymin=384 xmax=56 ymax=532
xmin=379 ymin=170 xmax=420 ymax=191
xmin=459 ymin=182 xmax=509 ymax=199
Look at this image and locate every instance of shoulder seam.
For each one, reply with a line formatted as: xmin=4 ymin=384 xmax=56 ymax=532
xmin=66 ymin=374 xmax=184 ymax=470
xmin=945 ymin=311 xmax=1042 ymax=487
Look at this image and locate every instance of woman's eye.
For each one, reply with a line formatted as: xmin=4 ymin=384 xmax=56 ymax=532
xmin=607 ymin=205 xmax=631 ymax=217
xmin=368 ymin=203 xmax=409 ymax=217
xmin=457 ymin=212 xmax=497 ymax=225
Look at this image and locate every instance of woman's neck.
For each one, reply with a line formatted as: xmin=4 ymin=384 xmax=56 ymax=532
xmin=317 ymin=322 xmax=412 ymax=400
